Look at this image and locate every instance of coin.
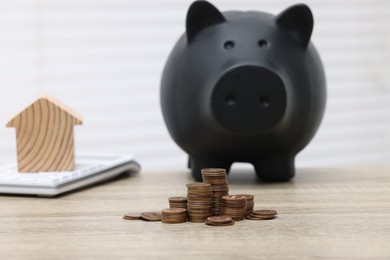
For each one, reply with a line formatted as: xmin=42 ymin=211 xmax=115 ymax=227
xmin=252 ymin=209 xmax=277 ymax=216
xmin=236 ymin=194 xmax=254 ymax=200
xmin=122 ymin=212 xmax=142 ymax=220
xmin=206 ymin=215 xmax=233 ymax=224
xmin=186 ymin=183 xmax=212 ymax=189
xmin=205 ymin=219 xmax=235 ymax=226
xmin=245 ymin=214 xmax=276 ymax=220
xmin=223 ymin=195 xmax=247 ymax=201
xmin=200 ymin=168 xmax=226 ymax=175
xmin=163 ymin=208 xmax=186 ymax=213
xmin=169 ymin=197 xmax=188 ymax=203
xmin=141 ymin=212 xmax=162 ymax=221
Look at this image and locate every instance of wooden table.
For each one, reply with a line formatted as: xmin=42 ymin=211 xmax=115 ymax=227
xmin=1 ymin=167 xmax=390 ymax=259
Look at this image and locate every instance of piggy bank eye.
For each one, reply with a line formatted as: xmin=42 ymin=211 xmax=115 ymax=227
xmin=224 ymin=41 xmax=235 ymax=49
xmin=258 ymin=39 xmax=268 ymax=48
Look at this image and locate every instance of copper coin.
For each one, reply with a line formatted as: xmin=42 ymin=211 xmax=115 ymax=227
xmin=252 ymin=209 xmax=277 ymax=216
xmin=186 ymin=183 xmax=212 ymax=189
xmin=162 ymin=208 xmax=187 ymax=214
xmin=206 ymin=215 xmax=232 ymax=224
xmin=169 ymin=204 xmax=187 ymax=209
xmin=212 ymin=187 xmax=229 ymax=191
xmin=161 ymin=219 xmax=186 ymax=224
xmin=169 ymin=202 xmax=187 ymax=205
xmin=187 ymin=194 xmax=213 ymax=198
xmin=201 ymin=168 xmax=226 ymax=174
xmin=222 ymin=195 xmax=247 ymax=201
xmin=246 ymin=214 xmax=276 ymax=220
xmin=235 ymin=194 xmax=254 ymax=200
xmin=122 ymin=212 xmax=142 ymax=220
xmin=188 ymin=218 xmax=208 ymax=223
xmin=205 ymin=219 xmax=235 ymax=226
xmin=168 ymin=197 xmax=188 ymax=203
xmin=141 ymin=212 xmax=162 ymax=221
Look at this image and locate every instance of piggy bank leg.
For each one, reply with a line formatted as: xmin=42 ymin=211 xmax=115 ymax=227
xmin=189 ymin=157 xmax=232 ymax=181
xmin=253 ymin=156 xmax=295 ymax=182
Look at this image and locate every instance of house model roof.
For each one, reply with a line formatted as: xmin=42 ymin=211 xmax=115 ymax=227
xmin=6 ymin=95 xmax=83 ymax=127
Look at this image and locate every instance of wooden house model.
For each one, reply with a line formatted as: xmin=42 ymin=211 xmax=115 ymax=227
xmin=6 ymin=95 xmax=83 ymax=172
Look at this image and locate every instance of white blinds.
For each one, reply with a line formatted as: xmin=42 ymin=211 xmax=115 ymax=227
xmin=0 ymin=0 xmax=389 ymax=170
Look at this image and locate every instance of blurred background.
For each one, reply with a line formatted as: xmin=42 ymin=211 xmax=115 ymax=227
xmin=0 ymin=0 xmax=390 ymax=171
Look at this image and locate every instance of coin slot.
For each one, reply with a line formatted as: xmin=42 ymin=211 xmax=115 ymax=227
xmin=259 ymin=96 xmax=270 ymax=107
xmin=225 ymin=95 xmax=236 ymax=105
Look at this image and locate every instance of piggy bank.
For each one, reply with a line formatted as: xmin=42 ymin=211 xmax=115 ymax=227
xmin=160 ymin=0 xmax=326 ymax=181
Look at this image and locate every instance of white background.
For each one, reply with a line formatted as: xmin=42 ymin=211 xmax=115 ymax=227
xmin=0 ymin=0 xmax=390 ymax=171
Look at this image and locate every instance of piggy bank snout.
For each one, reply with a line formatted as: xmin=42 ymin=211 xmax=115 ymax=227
xmin=211 ymin=65 xmax=287 ymax=133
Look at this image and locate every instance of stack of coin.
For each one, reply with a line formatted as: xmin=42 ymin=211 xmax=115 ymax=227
xmin=221 ymin=195 xmax=247 ymax=221
xmin=186 ymin=183 xmax=213 ymax=222
xmin=168 ymin=196 xmax=188 ymax=209
xmin=161 ymin=208 xmax=187 ymax=224
xmin=201 ymin=168 xmax=229 ymax=215
xmin=246 ymin=209 xmax=277 ymax=220
xmin=205 ymin=215 xmax=235 ymax=226
xmin=236 ymin=194 xmax=254 ymax=216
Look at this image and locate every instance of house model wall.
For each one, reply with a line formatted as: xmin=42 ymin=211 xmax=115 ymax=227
xmin=6 ymin=95 xmax=83 ymax=172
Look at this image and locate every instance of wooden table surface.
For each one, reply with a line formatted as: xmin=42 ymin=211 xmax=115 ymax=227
xmin=1 ymin=167 xmax=390 ymax=260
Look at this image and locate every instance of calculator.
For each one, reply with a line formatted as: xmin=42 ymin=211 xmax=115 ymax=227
xmin=0 ymin=153 xmax=140 ymax=197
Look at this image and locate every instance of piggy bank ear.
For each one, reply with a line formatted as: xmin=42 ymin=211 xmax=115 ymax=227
xmin=275 ymin=4 xmax=313 ymax=48
xmin=186 ymin=0 xmax=226 ymax=43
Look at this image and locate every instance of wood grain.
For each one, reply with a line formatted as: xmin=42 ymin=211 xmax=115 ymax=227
xmin=0 ymin=167 xmax=390 ymax=259
xmin=6 ymin=95 xmax=83 ymax=172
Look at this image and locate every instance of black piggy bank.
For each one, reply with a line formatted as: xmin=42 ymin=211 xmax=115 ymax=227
xmin=160 ymin=1 xmax=326 ymax=181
